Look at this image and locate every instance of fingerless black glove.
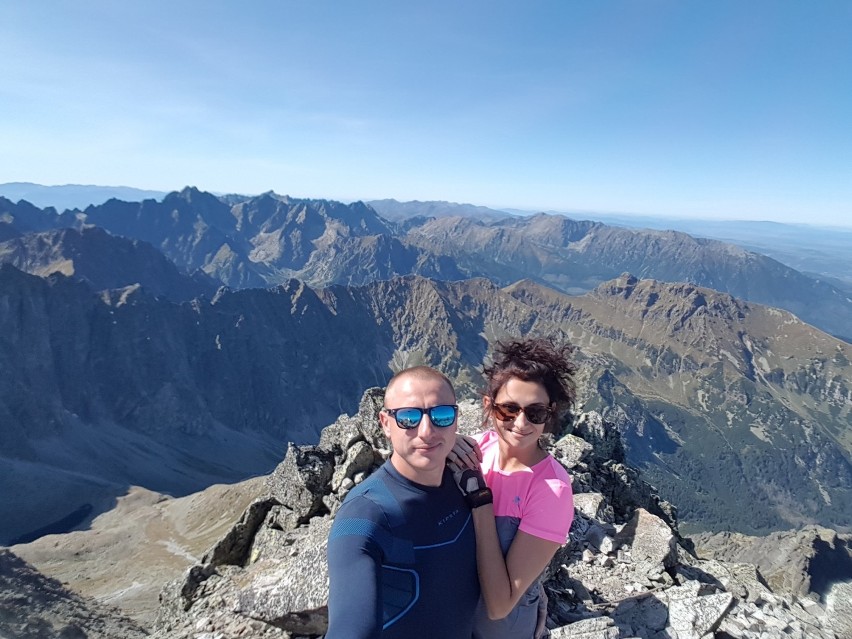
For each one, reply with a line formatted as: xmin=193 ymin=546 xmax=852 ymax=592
xmin=452 ymin=467 xmax=493 ymax=509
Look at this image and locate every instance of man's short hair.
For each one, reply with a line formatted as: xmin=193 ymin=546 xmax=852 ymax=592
xmin=385 ymin=366 xmax=456 ymax=404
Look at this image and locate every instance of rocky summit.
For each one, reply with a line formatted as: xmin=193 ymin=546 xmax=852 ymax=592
xmin=109 ymin=388 xmax=847 ymax=639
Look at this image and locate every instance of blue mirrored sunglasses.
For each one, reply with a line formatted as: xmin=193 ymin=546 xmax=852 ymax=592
xmin=384 ymin=404 xmax=459 ymax=429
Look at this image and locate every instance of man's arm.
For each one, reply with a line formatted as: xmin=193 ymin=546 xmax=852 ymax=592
xmin=326 ymin=499 xmax=385 ymax=638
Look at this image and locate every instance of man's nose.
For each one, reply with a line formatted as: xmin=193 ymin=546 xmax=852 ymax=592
xmin=418 ymin=415 xmax=436 ymax=437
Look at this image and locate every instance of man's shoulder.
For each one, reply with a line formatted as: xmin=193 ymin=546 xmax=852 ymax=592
xmin=344 ymin=464 xmax=389 ymax=500
xmin=335 ymin=464 xmax=406 ymax=525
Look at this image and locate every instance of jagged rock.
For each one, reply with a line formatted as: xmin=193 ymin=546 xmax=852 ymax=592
xmin=550 ymin=615 xmax=620 ymax=638
xmin=266 ymin=444 xmax=335 ymax=524
xmin=330 ymin=440 xmax=375 ymax=493
xmin=317 ymin=417 xmax=365 ymax=455
xmin=317 ymin=387 xmax=388 ymax=454
xmin=573 ymin=493 xmax=610 ymax=522
xmin=612 ymin=593 xmax=669 ymax=635
xmin=576 ymin=455 xmax=679 ymax=536
xmin=572 ymin=411 xmax=624 ymax=463
xmin=825 ymin=581 xmax=852 ymax=637
xmin=552 ymin=433 xmax=595 ymax=469
xmin=154 ymin=518 xmax=332 ymax=638
xmin=664 ymin=584 xmax=733 ymax=638
xmin=692 ymin=526 xmax=852 ymax=600
xmin=677 ymin=558 xmax=771 ymax=603
xmin=616 ymin=508 xmax=678 ymax=570
xmin=202 ymin=498 xmax=278 ymax=566
xmin=456 ymin=398 xmax=485 ymax=435
xmin=152 ymin=394 xmax=393 ymax=639
xmin=249 ymin=507 xmax=304 ymax=563
xmin=233 ymin=518 xmax=332 ymax=635
xmin=0 ymin=550 xmax=146 ymax=639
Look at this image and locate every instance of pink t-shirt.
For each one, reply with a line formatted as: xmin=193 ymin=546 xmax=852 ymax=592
xmin=476 ymin=429 xmax=574 ymax=545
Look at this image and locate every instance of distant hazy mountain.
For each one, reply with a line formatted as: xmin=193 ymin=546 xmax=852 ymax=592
xmin=3 ymin=189 xmax=849 ymax=341
xmin=0 ymin=195 xmax=71 ymax=232
xmin=2 ymin=188 xmax=469 ymax=289
xmin=6 ymin=186 xmax=848 ymax=290
xmin=1 ymin=267 xmax=849 ymax=543
xmin=0 ymin=182 xmax=167 ymax=212
xmin=403 ymin=213 xmax=852 ymax=342
xmin=605 ymin=216 xmax=852 ymax=290
xmin=367 ymin=198 xmax=513 ymax=222
xmin=508 ymin=208 xmax=852 ymax=290
xmin=0 ymin=227 xmax=218 ymax=301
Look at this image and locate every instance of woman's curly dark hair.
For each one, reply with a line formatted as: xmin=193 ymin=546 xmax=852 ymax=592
xmin=482 ymin=336 xmax=577 ymax=433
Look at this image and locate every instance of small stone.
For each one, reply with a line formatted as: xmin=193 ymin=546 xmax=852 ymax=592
xmin=598 ymin=536 xmax=616 ymax=555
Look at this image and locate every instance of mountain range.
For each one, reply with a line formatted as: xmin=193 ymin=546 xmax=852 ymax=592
xmin=2 ymin=188 xmax=850 ymax=342
xmin=378 ymin=198 xmax=852 ymax=291
xmin=0 ymin=267 xmax=849 ymax=544
xmin=1 ymin=186 xmax=850 ymax=546
xmin=4 ymin=181 xmax=848 ymax=290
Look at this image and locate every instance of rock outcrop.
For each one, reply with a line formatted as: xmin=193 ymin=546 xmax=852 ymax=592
xmin=692 ymin=526 xmax=852 ymax=599
xmin=153 ymin=388 xmax=852 ymax=638
xmin=0 ymin=549 xmax=146 ymax=639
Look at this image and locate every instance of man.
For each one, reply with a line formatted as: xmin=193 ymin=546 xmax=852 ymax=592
xmin=326 ymin=366 xmax=480 ymax=638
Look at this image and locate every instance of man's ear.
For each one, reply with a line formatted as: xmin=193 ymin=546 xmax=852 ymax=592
xmin=379 ymin=410 xmax=392 ymax=438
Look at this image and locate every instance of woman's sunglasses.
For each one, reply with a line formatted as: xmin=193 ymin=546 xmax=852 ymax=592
xmin=384 ymin=404 xmax=459 ymax=429
xmin=492 ymin=402 xmax=552 ymax=425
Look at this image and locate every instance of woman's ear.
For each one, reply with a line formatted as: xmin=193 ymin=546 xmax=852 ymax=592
xmin=545 ymin=402 xmax=557 ymax=433
xmin=481 ymin=396 xmax=493 ymax=429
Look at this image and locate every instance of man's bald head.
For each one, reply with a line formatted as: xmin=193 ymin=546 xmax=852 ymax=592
xmin=385 ymin=366 xmax=456 ymax=406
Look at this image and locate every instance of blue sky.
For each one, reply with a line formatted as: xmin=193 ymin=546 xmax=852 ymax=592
xmin=1 ymin=1 xmax=850 ymax=225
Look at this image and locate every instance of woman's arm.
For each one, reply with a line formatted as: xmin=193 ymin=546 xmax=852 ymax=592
xmin=450 ymin=435 xmax=570 ymax=620
xmin=470 ymin=505 xmax=561 ymax=619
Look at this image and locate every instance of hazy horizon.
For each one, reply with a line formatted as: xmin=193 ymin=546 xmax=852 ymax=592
xmin=4 ymin=180 xmax=852 ymax=232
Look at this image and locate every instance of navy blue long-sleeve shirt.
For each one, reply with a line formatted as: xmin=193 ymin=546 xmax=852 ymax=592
xmin=326 ymin=461 xmax=479 ymax=639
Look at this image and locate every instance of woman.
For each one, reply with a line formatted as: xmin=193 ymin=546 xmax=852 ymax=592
xmin=450 ymin=336 xmax=576 ymax=639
